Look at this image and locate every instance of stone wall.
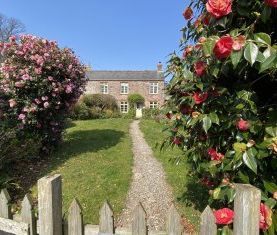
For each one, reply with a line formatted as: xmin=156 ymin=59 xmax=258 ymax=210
xmin=86 ymin=80 xmax=165 ymax=108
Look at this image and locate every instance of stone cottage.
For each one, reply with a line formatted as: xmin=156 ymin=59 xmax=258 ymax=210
xmin=85 ymin=63 xmax=165 ymax=113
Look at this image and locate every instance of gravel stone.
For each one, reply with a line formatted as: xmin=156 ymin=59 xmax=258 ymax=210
xmin=117 ymin=120 xmax=174 ymax=232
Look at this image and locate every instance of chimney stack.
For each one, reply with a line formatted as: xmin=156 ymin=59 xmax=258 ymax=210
xmin=157 ymin=62 xmax=163 ymax=71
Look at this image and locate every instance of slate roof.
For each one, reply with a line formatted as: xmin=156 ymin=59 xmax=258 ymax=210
xmin=86 ymin=70 xmax=163 ymax=81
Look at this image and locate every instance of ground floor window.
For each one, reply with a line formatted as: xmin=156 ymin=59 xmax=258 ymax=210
xmin=120 ymin=101 xmax=128 ymax=113
xmin=149 ymin=101 xmax=158 ymax=109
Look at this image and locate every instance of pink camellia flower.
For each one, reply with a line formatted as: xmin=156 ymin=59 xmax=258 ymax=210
xmin=213 ymin=35 xmax=234 ymax=59
xmin=43 ymin=102 xmax=50 ymax=108
xmin=22 ymin=74 xmax=31 ymax=81
xmin=48 ymin=76 xmax=54 ymax=81
xmin=18 ymin=113 xmax=26 ymax=120
xmin=15 ymin=81 xmax=25 ymax=88
xmin=9 ymin=99 xmax=17 ymax=108
xmin=9 ymin=35 xmax=16 ymax=42
xmin=34 ymin=67 xmax=42 ymax=75
xmin=183 ymin=46 xmax=193 ymax=58
xmin=236 ymin=118 xmax=250 ymax=131
xmin=41 ymin=96 xmax=48 ymax=101
xmin=193 ymin=92 xmax=208 ymax=104
xmin=194 ymin=61 xmax=206 ymax=77
xmin=208 ymin=148 xmax=224 ymax=161
xmin=206 ymin=0 xmax=232 ymax=19
xmin=265 ymin=0 xmax=277 ymax=7
xmin=34 ymin=98 xmax=41 ymax=104
xmin=214 ymin=208 xmax=234 ymax=224
xmin=260 ymin=203 xmax=272 ymax=231
xmin=65 ymin=85 xmax=72 ymax=94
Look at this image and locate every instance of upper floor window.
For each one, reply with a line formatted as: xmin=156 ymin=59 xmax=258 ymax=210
xmin=149 ymin=82 xmax=158 ymax=94
xmin=100 ymin=83 xmax=108 ymax=94
xmin=120 ymin=83 xmax=129 ymax=94
xmin=150 ymin=101 xmax=159 ymax=109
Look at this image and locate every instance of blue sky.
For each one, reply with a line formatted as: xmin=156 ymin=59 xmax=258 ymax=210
xmin=1 ymin=0 xmax=188 ymax=71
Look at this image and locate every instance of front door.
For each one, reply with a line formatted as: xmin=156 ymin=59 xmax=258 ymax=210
xmin=135 ymin=103 xmax=142 ymax=118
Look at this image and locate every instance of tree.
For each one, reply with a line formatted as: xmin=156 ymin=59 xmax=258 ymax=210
xmin=0 ymin=13 xmax=25 ymax=42
xmin=165 ymin=0 xmax=277 ymax=234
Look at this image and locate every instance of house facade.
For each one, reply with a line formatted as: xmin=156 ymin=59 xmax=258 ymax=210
xmin=85 ymin=63 xmax=165 ymax=113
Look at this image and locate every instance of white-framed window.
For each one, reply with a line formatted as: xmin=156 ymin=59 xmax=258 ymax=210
xmin=150 ymin=101 xmax=159 ymax=109
xmin=120 ymin=101 xmax=128 ymax=113
xmin=149 ymin=82 xmax=159 ymax=94
xmin=100 ymin=83 xmax=108 ymax=94
xmin=120 ymin=83 xmax=129 ymax=94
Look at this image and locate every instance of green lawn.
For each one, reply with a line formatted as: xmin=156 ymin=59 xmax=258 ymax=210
xmin=140 ymin=119 xmax=209 ymax=229
xmin=32 ymin=119 xmax=133 ymax=224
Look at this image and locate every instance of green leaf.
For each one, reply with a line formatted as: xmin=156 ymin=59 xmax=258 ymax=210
xmin=265 ymin=127 xmax=277 ymax=137
xmin=256 ymin=51 xmax=266 ymax=63
xmin=231 ymin=50 xmax=243 ymax=68
xmin=209 ymin=112 xmax=219 ymax=125
xmin=261 ymin=6 xmax=272 ymax=23
xmin=202 ymin=38 xmax=217 ymax=57
xmin=265 ymin=198 xmax=277 ymax=209
xmin=202 ymin=116 xmax=212 ymax=134
xmin=263 ymin=181 xmax=277 ymax=193
xmin=242 ymin=151 xmax=257 ymax=174
xmin=233 ymin=142 xmax=247 ymax=153
xmin=260 ymin=52 xmax=277 ymax=73
xmin=244 ymin=42 xmax=259 ymax=66
xmin=254 ymin=33 xmax=271 ymax=45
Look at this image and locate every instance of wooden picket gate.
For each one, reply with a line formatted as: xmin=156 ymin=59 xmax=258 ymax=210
xmin=0 ymin=174 xmax=261 ymax=235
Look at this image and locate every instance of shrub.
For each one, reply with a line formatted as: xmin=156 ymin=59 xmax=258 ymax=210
xmin=0 ymin=35 xmax=86 ymax=153
xmin=71 ymin=101 xmax=91 ymax=120
xmin=166 ymin=1 xmax=277 ymax=234
xmin=128 ymin=93 xmax=145 ymax=108
xmin=142 ymin=108 xmax=162 ymax=121
xmin=82 ymin=94 xmax=118 ymax=111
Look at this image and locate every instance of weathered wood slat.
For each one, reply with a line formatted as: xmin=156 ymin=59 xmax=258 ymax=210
xmin=21 ymin=194 xmax=36 ymax=235
xmin=38 ymin=174 xmax=62 ymax=235
xmin=132 ymin=203 xmax=147 ymax=235
xmin=199 ymin=206 xmax=217 ymax=235
xmin=68 ymin=198 xmax=83 ymax=235
xmin=233 ymin=184 xmax=261 ymax=235
xmin=99 ymin=201 xmax=114 ymax=234
xmin=0 ymin=189 xmax=11 ymax=219
xmin=0 ymin=217 xmax=29 ymax=235
xmin=167 ymin=204 xmax=182 ymax=235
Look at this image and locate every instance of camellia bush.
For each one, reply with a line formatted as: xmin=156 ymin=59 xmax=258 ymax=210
xmin=165 ymin=0 xmax=277 ymax=234
xmin=0 ymin=35 xmax=86 ymax=153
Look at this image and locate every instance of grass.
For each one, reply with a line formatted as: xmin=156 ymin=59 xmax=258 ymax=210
xmin=140 ymin=119 xmax=209 ymax=229
xmin=30 ymin=119 xmax=133 ymax=224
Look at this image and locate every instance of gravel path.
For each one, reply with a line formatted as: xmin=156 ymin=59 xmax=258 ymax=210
xmin=117 ymin=120 xmax=174 ymax=231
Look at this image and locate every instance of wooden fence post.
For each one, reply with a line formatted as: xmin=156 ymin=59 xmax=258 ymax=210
xmin=0 ymin=188 xmax=11 ymax=219
xmin=21 ymin=194 xmax=37 ymax=235
xmin=132 ymin=203 xmax=147 ymax=235
xmin=199 ymin=206 xmax=217 ymax=235
xmin=233 ymin=184 xmax=261 ymax=235
xmin=68 ymin=198 xmax=83 ymax=235
xmin=167 ymin=204 xmax=182 ymax=235
xmin=99 ymin=201 xmax=114 ymax=234
xmin=38 ymin=174 xmax=62 ymax=235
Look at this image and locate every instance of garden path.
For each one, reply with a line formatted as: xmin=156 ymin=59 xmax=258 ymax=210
xmin=117 ymin=120 xmax=174 ymax=231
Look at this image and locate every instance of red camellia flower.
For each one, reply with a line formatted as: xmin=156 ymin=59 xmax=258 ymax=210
xmin=214 ymin=208 xmax=234 ymax=224
xmin=194 ymin=61 xmax=206 ymax=77
xmin=260 ymin=203 xmax=272 ymax=231
xmin=193 ymin=92 xmax=208 ymax=104
xmin=180 ymin=105 xmax=193 ymax=115
xmin=201 ymin=177 xmax=215 ymax=187
xmin=208 ymin=148 xmax=224 ymax=161
xmin=206 ymin=0 xmax=232 ymax=18
xmin=265 ymin=0 xmax=277 ymax=7
xmin=236 ymin=118 xmax=250 ymax=131
xmin=213 ymin=35 xmax=234 ymax=59
xmin=183 ymin=7 xmax=193 ymax=20
xmin=202 ymin=14 xmax=211 ymax=25
xmin=166 ymin=112 xmax=173 ymax=119
xmin=183 ymin=46 xmax=193 ymax=58
xmin=173 ymin=136 xmax=182 ymax=145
